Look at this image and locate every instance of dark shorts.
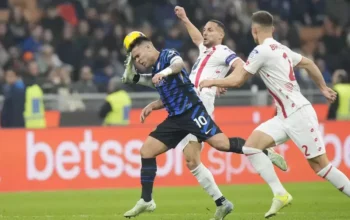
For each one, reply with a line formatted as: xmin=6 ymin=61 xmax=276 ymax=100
xmin=149 ymin=103 xmax=222 ymax=148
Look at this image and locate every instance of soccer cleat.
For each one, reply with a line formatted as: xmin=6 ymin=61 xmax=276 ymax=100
xmin=122 ymin=54 xmax=138 ymax=84
xmin=124 ymin=199 xmax=156 ymax=218
xmin=267 ymin=148 xmax=288 ymax=171
xmin=264 ymin=193 xmax=293 ymax=218
xmin=210 ymin=200 xmax=234 ymax=220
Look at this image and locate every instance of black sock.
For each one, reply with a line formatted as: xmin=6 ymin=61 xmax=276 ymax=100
xmin=263 ymin=149 xmax=269 ymax=156
xmin=141 ymin=158 xmax=157 ymax=202
xmin=215 ymin=196 xmax=226 ymax=206
xmin=228 ymin=137 xmax=246 ymax=154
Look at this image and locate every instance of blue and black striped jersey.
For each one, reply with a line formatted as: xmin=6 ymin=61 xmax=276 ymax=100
xmin=152 ymin=49 xmax=201 ymax=116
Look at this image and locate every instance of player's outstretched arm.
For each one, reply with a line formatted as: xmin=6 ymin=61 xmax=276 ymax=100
xmin=175 ymin=6 xmax=203 ymax=46
xmin=132 ymin=74 xmax=155 ymax=89
xmin=152 ymin=56 xmax=184 ymax=84
xmin=199 ymin=59 xmax=249 ymax=89
xmin=296 ymin=57 xmax=327 ymax=90
xmin=296 ymin=57 xmax=337 ymax=102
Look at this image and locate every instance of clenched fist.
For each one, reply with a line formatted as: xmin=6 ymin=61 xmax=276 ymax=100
xmin=174 ymin=6 xmax=187 ymax=21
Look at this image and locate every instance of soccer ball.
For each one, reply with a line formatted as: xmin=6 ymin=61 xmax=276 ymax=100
xmin=123 ymin=31 xmax=146 ymax=51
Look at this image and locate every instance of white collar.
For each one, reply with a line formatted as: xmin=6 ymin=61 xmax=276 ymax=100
xmin=262 ymin=38 xmax=275 ymax=45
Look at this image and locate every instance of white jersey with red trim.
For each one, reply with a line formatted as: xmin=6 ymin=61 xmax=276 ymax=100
xmin=243 ymin=38 xmax=310 ymax=118
xmin=189 ymin=43 xmax=239 ymax=98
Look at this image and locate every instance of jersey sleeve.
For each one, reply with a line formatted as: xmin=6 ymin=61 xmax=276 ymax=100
xmin=288 ymin=49 xmax=303 ymax=67
xmin=243 ymin=46 xmax=266 ymax=75
xmin=164 ymin=49 xmax=181 ymax=65
xmin=218 ymin=46 xmax=239 ymax=67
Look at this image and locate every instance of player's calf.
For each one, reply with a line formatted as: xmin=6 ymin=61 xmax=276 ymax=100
xmin=139 ymin=137 xmax=168 ymax=201
xmin=310 ymin=154 xmax=350 ymax=197
xmin=183 ymin=142 xmax=231 ymax=213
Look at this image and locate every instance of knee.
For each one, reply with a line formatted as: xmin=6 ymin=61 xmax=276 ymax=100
xmin=308 ymin=154 xmax=329 ymax=173
xmin=140 ymin=145 xmax=156 ymax=158
xmin=186 ymin=157 xmax=200 ymax=170
xmin=184 ymin=150 xmax=201 ymax=170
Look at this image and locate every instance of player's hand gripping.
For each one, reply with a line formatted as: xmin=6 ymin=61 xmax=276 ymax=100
xmin=216 ymin=87 xmax=227 ymax=97
xmin=140 ymin=105 xmax=153 ymax=123
xmin=321 ymin=86 xmax=337 ymax=103
xmin=174 ymin=6 xmax=187 ymax=20
xmin=152 ymin=74 xmax=165 ymax=85
xmin=199 ymin=79 xmax=215 ymax=91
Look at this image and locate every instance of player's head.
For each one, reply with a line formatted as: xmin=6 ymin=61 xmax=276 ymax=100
xmin=128 ymin=36 xmax=158 ymax=68
xmin=251 ymin=11 xmax=274 ymax=44
xmin=203 ymin=20 xmax=225 ymax=47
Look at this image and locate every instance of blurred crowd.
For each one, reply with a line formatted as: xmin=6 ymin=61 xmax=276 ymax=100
xmin=0 ymin=0 xmax=349 ymax=94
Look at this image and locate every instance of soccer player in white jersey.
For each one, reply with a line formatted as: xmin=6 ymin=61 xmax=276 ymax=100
xmin=200 ymin=10 xmax=350 ymax=218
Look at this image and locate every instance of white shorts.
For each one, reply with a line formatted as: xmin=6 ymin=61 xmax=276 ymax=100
xmin=176 ymin=93 xmax=215 ymax=151
xmin=255 ymin=105 xmax=326 ymax=159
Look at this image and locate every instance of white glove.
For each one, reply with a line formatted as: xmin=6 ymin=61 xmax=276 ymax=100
xmin=122 ymin=53 xmax=138 ymax=84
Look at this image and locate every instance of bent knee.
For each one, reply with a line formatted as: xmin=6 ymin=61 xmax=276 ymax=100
xmin=308 ymin=154 xmax=329 ymax=173
xmin=140 ymin=145 xmax=156 ymax=158
xmin=186 ymin=158 xmax=200 ymax=170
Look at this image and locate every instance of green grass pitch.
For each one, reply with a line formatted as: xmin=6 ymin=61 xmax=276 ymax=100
xmin=0 ymin=182 xmax=348 ymax=220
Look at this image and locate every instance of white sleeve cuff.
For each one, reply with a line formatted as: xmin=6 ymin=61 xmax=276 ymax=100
xmin=170 ymin=56 xmax=183 ymax=64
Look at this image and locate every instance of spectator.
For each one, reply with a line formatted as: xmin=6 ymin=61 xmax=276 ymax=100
xmin=99 ymin=77 xmax=131 ymax=126
xmin=21 ymin=24 xmax=43 ymax=53
xmin=41 ymin=6 xmax=64 ymax=39
xmin=36 ymin=44 xmax=62 ymax=75
xmin=7 ymin=7 xmax=27 ymax=43
xmin=327 ymin=69 xmax=350 ymax=120
xmin=0 ymin=22 xmax=15 ymax=49
xmin=70 ymin=66 xmax=98 ymax=93
xmin=56 ymin=25 xmax=80 ymax=74
xmin=0 ymin=69 xmax=25 ymax=128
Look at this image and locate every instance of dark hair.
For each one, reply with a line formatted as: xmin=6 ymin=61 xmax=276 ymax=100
xmin=128 ymin=36 xmax=151 ymax=52
xmin=209 ymin=19 xmax=225 ymax=32
xmin=252 ymin=11 xmax=274 ymax=27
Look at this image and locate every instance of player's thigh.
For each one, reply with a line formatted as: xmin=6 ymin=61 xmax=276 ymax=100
xmin=246 ymin=116 xmax=289 ymax=150
xmin=179 ymin=103 xmax=227 ymax=150
xmin=141 ymin=136 xmax=168 ymax=158
xmin=148 ymin=117 xmax=188 ymax=155
xmin=285 ymin=105 xmax=326 ymax=160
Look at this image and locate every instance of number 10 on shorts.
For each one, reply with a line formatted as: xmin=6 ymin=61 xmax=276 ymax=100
xmin=193 ymin=116 xmax=208 ymax=128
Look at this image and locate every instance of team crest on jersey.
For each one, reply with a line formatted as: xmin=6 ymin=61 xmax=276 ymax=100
xmin=248 ymin=49 xmax=259 ymax=59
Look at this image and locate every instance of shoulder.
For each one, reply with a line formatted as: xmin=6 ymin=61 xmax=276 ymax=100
xmin=248 ymin=45 xmax=270 ymax=60
xmin=162 ymin=49 xmax=180 ymax=56
xmin=217 ymin=45 xmax=234 ymax=52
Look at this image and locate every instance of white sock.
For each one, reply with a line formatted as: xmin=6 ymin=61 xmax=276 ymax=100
xmin=317 ymin=163 xmax=350 ymax=197
xmin=191 ymin=163 xmax=223 ymax=201
xmin=243 ymin=146 xmax=287 ymax=196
